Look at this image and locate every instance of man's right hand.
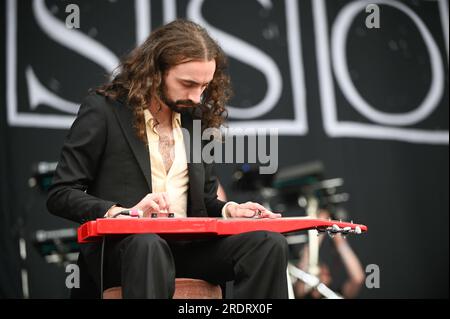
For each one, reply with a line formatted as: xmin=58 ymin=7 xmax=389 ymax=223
xmin=106 ymin=192 xmax=171 ymax=218
xmin=132 ymin=192 xmax=171 ymax=217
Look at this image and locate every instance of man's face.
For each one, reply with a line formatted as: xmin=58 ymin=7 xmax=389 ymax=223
xmin=161 ymin=59 xmax=216 ymax=113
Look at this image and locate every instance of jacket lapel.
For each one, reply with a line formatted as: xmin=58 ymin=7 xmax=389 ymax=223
xmin=111 ymin=100 xmax=152 ymax=192
xmin=111 ymin=101 xmax=206 ymax=217
xmin=181 ymin=112 xmax=206 ymax=217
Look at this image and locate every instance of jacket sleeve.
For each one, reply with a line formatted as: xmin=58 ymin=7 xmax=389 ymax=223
xmin=203 ymin=162 xmax=226 ymax=217
xmin=46 ymin=95 xmax=118 ymax=224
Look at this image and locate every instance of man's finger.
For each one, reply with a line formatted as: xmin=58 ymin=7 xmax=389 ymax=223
xmin=141 ymin=199 xmax=160 ymax=214
xmin=237 ymin=208 xmax=258 ymax=218
xmin=254 ymin=203 xmax=272 ymax=214
xmin=153 ymin=193 xmax=168 ymax=211
xmin=260 ymin=211 xmax=282 ymax=219
xmin=240 ymin=202 xmax=269 ymax=213
xmin=161 ymin=193 xmax=171 ymax=211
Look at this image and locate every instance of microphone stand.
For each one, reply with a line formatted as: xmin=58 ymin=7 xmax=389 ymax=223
xmin=288 ymin=263 xmax=342 ymax=299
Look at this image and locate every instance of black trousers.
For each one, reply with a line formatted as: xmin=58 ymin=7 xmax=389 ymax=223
xmin=102 ymin=231 xmax=289 ymax=299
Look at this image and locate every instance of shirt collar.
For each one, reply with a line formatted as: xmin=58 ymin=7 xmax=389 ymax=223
xmin=144 ymin=109 xmax=181 ymax=129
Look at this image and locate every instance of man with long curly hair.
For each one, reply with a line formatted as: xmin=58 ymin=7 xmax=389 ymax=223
xmin=47 ymin=19 xmax=288 ymax=299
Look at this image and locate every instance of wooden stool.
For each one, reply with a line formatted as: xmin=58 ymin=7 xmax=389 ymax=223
xmin=103 ymin=278 xmax=222 ymax=299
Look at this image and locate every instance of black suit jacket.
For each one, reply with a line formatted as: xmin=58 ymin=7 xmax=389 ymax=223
xmin=46 ymin=93 xmax=226 ymax=293
xmin=47 ymin=93 xmax=225 ymax=223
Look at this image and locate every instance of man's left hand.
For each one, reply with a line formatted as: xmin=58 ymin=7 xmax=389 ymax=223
xmin=226 ymin=201 xmax=281 ymax=219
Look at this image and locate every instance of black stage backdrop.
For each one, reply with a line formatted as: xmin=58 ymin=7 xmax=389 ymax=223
xmin=1 ymin=0 xmax=448 ymax=298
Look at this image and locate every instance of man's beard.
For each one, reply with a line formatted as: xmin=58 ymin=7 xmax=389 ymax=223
xmin=159 ymin=88 xmax=203 ymax=115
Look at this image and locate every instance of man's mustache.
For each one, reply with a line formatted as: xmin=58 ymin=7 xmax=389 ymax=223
xmin=173 ymin=99 xmax=202 ymax=108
